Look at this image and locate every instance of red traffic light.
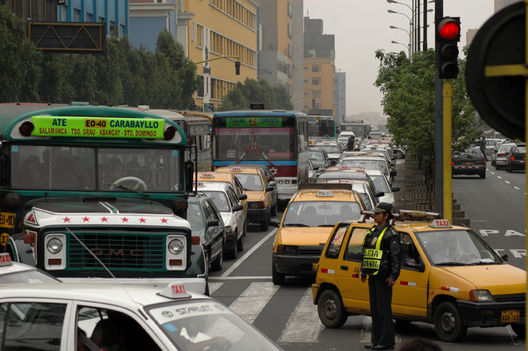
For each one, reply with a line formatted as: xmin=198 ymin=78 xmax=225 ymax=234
xmin=438 ymin=18 xmax=460 ymax=39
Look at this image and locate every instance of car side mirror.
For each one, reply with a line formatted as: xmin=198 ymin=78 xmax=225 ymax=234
xmin=501 ymin=253 xmax=509 ymax=262
xmin=266 ymin=186 xmax=274 ymax=192
xmin=391 ymin=186 xmax=400 ymax=192
xmin=233 ymin=204 xmax=243 ymax=212
xmin=207 ymin=219 xmax=219 ymax=227
xmin=375 ymin=191 xmax=385 ymax=197
xmin=238 ymin=194 xmax=248 ymax=200
xmin=268 ymin=181 xmax=276 ymax=187
xmin=270 ymin=220 xmax=280 ymax=227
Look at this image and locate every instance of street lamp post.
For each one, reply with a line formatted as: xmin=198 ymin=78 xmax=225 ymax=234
xmin=387 ymin=8 xmax=414 ymax=56
xmin=389 ymin=26 xmax=411 ymax=57
xmin=391 ymin=40 xmax=411 ymax=57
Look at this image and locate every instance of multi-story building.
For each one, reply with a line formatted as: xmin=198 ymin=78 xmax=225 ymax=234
xmin=259 ymin=0 xmax=303 ymax=110
xmin=0 ymin=0 xmax=57 ymax=22
xmin=57 ymin=0 xmax=128 ymax=38
xmin=335 ymin=71 xmax=346 ymax=126
xmin=304 ymin=17 xmax=335 ymax=116
xmin=183 ymin=0 xmax=260 ymax=111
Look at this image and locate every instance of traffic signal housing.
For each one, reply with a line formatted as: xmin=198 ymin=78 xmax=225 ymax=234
xmin=235 ymin=61 xmax=241 ymax=75
xmin=436 ymin=17 xmax=461 ymax=79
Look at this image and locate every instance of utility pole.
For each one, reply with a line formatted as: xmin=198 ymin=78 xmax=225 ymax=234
xmin=423 ymin=0 xmax=428 ymax=50
xmin=434 ymin=0 xmax=443 ymax=214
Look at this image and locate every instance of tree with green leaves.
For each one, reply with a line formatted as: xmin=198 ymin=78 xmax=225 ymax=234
xmin=218 ymin=78 xmax=294 ymax=111
xmin=375 ymin=49 xmax=483 ymax=183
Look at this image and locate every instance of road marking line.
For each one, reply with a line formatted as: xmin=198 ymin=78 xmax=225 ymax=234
xmin=505 ymin=180 xmax=510 ymax=184
xmin=278 ymin=288 xmax=324 ymax=343
xmin=490 ymin=172 xmax=495 ymax=175
xmin=497 ymin=176 xmax=502 ymax=179
xmin=514 ymin=186 xmax=520 ymax=190
xmin=209 ymin=282 xmax=222 ymax=294
xmin=229 ymin=282 xmax=279 ymax=324
xmin=210 ymin=276 xmax=272 ymax=281
xmin=220 ymin=229 xmax=277 ymax=278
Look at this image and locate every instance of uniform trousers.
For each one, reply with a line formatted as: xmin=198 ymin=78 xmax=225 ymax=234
xmin=368 ymin=274 xmax=395 ymax=347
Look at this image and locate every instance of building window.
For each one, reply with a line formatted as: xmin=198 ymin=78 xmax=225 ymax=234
xmin=120 ymin=24 xmax=125 ymax=36
xmin=74 ymin=9 xmax=81 ymax=22
xmin=110 ymin=21 xmax=117 ymax=36
xmin=312 ymin=78 xmax=320 ymax=85
xmin=288 ymin=44 xmax=292 ymax=58
xmin=304 ymin=66 xmax=308 ymax=70
xmin=312 ymin=65 xmax=320 ymax=73
xmin=86 ymin=13 xmax=93 ymax=22
xmin=288 ymin=23 xmax=293 ymax=39
xmin=196 ymin=24 xmax=203 ymax=48
xmin=209 ymin=0 xmax=257 ymax=30
xmin=312 ymin=90 xmax=321 ymax=98
xmin=288 ymin=2 xmax=293 ymax=17
xmin=304 ymin=80 xmax=308 ymax=83
xmin=197 ymin=75 xmax=204 ymax=98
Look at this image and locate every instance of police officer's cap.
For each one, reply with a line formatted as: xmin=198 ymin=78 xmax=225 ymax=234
xmin=374 ymin=202 xmax=393 ymax=217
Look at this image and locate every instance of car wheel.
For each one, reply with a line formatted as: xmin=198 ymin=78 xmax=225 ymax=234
xmin=260 ymin=212 xmax=270 ymax=231
xmin=237 ymin=230 xmax=244 ymax=252
xmin=491 ymin=160 xmax=496 ymax=167
xmin=272 ymin=265 xmax=285 ymax=285
xmin=479 ymin=171 xmax=486 ymax=179
xmin=434 ymin=301 xmax=467 ymax=342
xmin=229 ymin=235 xmax=238 ymax=259
xmin=211 ymin=246 xmax=224 ymax=271
xmin=512 ymin=324 xmax=526 ymax=339
xmin=317 ymin=289 xmax=348 ymax=328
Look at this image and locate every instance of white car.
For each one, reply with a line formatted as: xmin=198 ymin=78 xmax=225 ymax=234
xmin=0 ymin=253 xmax=59 ymax=284
xmin=198 ymin=182 xmax=245 ymax=259
xmin=314 ymin=141 xmax=342 ymax=165
xmin=494 ymin=142 xmax=516 ymax=169
xmin=338 ymin=155 xmax=391 ymax=178
xmin=365 ymin=169 xmax=399 ymax=206
xmin=0 ymin=282 xmax=282 ymax=351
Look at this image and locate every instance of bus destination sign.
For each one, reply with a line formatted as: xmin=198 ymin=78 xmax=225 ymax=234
xmin=30 ymin=116 xmax=165 ymax=139
xmin=225 ymin=117 xmax=282 ymax=128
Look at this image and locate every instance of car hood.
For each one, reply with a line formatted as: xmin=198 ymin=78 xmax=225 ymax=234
xmin=278 ymin=227 xmax=334 ymax=246
xmin=327 ymin=153 xmax=341 ymax=159
xmin=378 ymin=192 xmax=395 ymax=205
xmin=439 ymin=264 xmax=526 ymax=295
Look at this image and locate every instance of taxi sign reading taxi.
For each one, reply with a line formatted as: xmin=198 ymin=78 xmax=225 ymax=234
xmin=466 ymin=2 xmax=526 ymax=140
xmin=30 ymin=116 xmax=166 ymax=139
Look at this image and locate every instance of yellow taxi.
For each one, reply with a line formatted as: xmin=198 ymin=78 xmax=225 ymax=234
xmin=196 ymin=171 xmax=248 ymax=218
xmin=216 ymin=166 xmax=273 ymax=231
xmin=271 ymin=184 xmax=365 ymax=285
xmin=312 ymin=210 xmax=526 ymax=342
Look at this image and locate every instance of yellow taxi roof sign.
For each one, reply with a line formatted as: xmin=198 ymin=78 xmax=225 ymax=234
xmin=158 ymin=282 xmax=191 ymax=299
xmin=230 ymin=166 xmax=243 ymax=172
xmin=430 ymin=219 xmax=452 ymax=228
xmin=200 ymin=173 xmax=215 ymax=179
xmin=316 ymin=190 xmax=334 ymax=197
xmin=0 ymin=253 xmax=12 ymax=267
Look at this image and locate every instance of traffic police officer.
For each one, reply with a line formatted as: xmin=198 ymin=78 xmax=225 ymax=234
xmin=361 ymin=202 xmax=401 ymax=350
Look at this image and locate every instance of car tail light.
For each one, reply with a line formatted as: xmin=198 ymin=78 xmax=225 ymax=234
xmin=511 ymin=156 xmax=515 ymax=160
xmin=451 ymin=162 xmax=454 ymax=166
xmin=192 ymin=236 xmax=201 ymax=245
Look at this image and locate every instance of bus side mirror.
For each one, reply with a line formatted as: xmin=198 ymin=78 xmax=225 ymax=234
xmin=185 ymin=160 xmax=195 ymax=193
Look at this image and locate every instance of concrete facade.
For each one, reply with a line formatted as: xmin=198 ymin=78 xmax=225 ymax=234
xmin=57 ymin=0 xmax=128 ymax=38
xmin=259 ymin=0 xmax=303 ymax=110
xmin=335 ymin=71 xmax=346 ymax=126
xmin=183 ymin=0 xmax=260 ymax=111
xmin=304 ymin=17 xmax=335 ymax=116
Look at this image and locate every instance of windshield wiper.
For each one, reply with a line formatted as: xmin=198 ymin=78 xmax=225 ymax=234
xmin=435 ymin=261 xmax=468 ymax=266
xmin=284 ymin=223 xmax=310 ymax=227
xmin=318 ymin=224 xmax=336 ymax=227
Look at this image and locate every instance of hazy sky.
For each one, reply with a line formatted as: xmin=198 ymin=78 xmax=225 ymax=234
xmin=303 ymin=0 xmax=495 ymax=116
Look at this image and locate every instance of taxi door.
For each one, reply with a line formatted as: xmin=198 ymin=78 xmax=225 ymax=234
xmin=317 ymin=223 xmax=350 ymax=288
xmin=391 ymin=231 xmax=429 ymax=318
xmin=336 ymin=226 xmax=371 ymax=313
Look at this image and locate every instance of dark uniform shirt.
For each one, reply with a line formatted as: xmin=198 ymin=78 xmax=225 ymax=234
xmin=360 ymin=224 xmax=401 ymax=280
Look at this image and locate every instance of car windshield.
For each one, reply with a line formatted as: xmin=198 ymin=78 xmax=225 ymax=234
xmin=516 ymin=146 xmax=526 ymax=153
xmin=202 ymin=191 xmax=230 ymax=212
xmin=187 ymin=203 xmax=204 ymax=230
xmin=317 ymin=145 xmax=340 ymax=154
xmin=9 ymin=145 xmax=181 ymax=192
xmin=415 ymin=230 xmax=502 ymax=265
xmin=283 ymin=201 xmax=362 ymax=227
xmin=369 ymin=174 xmax=391 ymax=193
xmin=340 ymin=159 xmax=388 ymax=174
xmin=309 ymin=151 xmax=325 ymax=160
xmin=499 ymin=144 xmax=515 ymax=153
xmin=148 ymin=300 xmax=280 ymax=351
xmin=234 ymin=174 xmax=263 ymax=191
xmin=0 ymin=269 xmax=59 ymax=284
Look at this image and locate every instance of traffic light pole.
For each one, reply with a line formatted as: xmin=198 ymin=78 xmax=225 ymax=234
xmin=434 ymin=0 xmax=444 ymax=215
xmin=443 ymin=80 xmax=453 ymax=223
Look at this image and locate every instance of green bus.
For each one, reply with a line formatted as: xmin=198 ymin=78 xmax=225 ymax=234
xmin=0 ymin=104 xmax=207 ymax=293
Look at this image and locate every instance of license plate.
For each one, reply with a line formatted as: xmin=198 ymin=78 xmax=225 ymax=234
xmin=465 ymin=162 xmax=472 ymax=166
xmin=0 ymin=212 xmax=15 ymax=228
xmin=501 ymin=310 xmax=520 ymax=323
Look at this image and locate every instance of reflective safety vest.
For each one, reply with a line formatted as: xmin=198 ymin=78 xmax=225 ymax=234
xmin=362 ymin=226 xmax=389 ymax=276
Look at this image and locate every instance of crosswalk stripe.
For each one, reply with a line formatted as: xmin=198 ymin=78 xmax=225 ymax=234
xmin=209 ymin=282 xmax=222 ymax=295
xmin=228 ymin=282 xmax=280 ymax=324
xmin=278 ymin=288 xmax=324 ymax=343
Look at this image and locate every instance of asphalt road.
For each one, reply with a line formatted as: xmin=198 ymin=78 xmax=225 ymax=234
xmin=206 ymin=161 xmax=526 ymax=350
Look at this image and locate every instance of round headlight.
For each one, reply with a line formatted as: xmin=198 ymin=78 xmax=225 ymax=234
xmin=168 ymin=239 xmax=184 ymax=255
xmin=47 ymin=238 xmax=63 ymax=254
